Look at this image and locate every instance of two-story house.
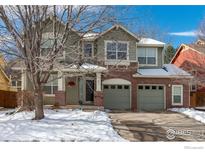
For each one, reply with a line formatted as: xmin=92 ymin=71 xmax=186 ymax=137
xmin=11 ymin=19 xmax=192 ymax=111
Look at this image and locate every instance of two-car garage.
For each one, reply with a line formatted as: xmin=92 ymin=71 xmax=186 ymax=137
xmin=103 ymin=79 xmax=131 ymax=110
xmin=103 ymin=78 xmax=165 ymax=111
xmin=137 ymin=85 xmax=165 ymax=112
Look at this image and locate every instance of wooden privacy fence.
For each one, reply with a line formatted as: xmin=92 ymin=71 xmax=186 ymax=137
xmin=190 ymin=92 xmax=205 ymax=107
xmin=0 ymin=90 xmax=17 ymax=108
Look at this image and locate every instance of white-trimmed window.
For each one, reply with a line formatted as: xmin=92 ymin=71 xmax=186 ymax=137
xmin=43 ymin=74 xmax=58 ymax=95
xmin=11 ymin=80 xmax=22 ymax=91
xmin=190 ymin=79 xmax=197 ymax=92
xmin=83 ymin=42 xmax=93 ymax=57
xmin=138 ymin=47 xmax=157 ymax=65
xmin=172 ymin=85 xmax=183 ymax=105
xmin=106 ymin=41 xmax=128 ymax=60
xmin=191 ymin=84 xmax=197 ymax=92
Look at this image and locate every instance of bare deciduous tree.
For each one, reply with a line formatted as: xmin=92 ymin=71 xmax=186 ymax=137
xmin=0 ymin=5 xmax=115 ymax=119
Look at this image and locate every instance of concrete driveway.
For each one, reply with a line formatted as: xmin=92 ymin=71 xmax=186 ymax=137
xmin=109 ymin=111 xmax=205 ymax=141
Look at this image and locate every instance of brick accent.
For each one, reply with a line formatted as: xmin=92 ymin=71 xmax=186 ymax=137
xmin=100 ymin=59 xmax=190 ymax=111
xmin=135 ymin=78 xmax=190 ymax=109
xmin=131 ymin=79 xmax=137 ymax=111
xmin=102 ymin=62 xmax=138 ymax=111
xmin=94 ymin=91 xmax=103 ymax=106
xmin=55 ymin=91 xmax=66 ymax=105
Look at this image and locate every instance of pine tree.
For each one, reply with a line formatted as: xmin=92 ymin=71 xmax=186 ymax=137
xmin=164 ymin=45 xmax=176 ymax=64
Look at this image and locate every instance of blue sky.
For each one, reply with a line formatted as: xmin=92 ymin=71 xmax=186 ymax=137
xmin=115 ymin=6 xmax=205 ymax=48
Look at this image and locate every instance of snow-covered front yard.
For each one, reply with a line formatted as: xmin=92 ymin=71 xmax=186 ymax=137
xmin=170 ymin=108 xmax=205 ymax=124
xmin=0 ymin=109 xmax=126 ymax=142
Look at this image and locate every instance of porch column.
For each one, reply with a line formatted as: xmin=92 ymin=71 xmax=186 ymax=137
xmin=94 ymin=72 xmax=103 ymax=107
xmin=57 ymin=72 xmax=65 ymax=91
xmin=96 ymin=72 xmax=102 ymax=91
xmin=55 ymin=72 xmax=66 ymax=105
xmin=21 ymin=70 xmax=27 ymax=91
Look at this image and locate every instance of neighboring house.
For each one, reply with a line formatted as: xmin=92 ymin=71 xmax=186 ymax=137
xmin=0 ymin=54 xmax=14 ymax=91
xmin=171 ymin=40 xmax=205 ymax=106
xmin=11 ymin=19 xmax=192 ymax=112
xmin=5 ymin=59 xmax=22 ymax=91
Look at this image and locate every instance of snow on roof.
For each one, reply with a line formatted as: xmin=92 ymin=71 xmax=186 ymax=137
xmin=82 ymin=32 xmax=99 ymax=41
xmin=163 ymin=64 xmax=190 ymax=76
xmin=135 ymin=64 xmax=191 ymax=78
xmin=80 ymin=63 xmax=106 ymax=70
xmin=63 ymin=63 xmax=107 ymax=72
xmin=138 ymin=38 xmax=165 ymax=45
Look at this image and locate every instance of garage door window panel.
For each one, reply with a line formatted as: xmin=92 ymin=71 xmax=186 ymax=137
xmin=124 ymin=85 xmax=129 ymax=89
xmin=104 ymin=85 xmax=109 ymax=89
xmin=117 ymin=85 xmax=122 ymax=89
xmin=111 ymin=85 xmax=116 ymax=89
xmin=145 ymin=86 xmax=150 ymax=90
xmin=172 ymin=85 xmax=183 ymax=105
xmin=138 ymin=86 xmax=143 ymax=90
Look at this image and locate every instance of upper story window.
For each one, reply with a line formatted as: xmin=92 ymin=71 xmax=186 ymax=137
xmin=138 ymin=47 xmax=157 ymax=65
xmin=106 ymin=41 xmax=128 ymax=60
xmin=83 ymin=43 xmax=93 ymax=57
xmin=11 ymin=80 xmax=22 ymax=91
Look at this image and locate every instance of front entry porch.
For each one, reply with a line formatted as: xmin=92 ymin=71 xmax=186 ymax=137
xmin=55 ymin=63 xmax=106 ymax=107
xmin=65 ymin=76 xmax=96 ymax=105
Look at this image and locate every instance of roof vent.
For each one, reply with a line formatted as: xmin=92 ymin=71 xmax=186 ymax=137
xmin=162 ymin=66 xmax=168 ymax=72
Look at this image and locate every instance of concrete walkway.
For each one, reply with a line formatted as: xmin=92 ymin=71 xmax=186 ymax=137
xmin=109 ymin=111 xmax=205 ymax=141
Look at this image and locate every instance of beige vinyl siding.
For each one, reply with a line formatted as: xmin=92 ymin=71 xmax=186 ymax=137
xmin=157 ymin=47 xmax=163 ymax=67
xmin=64 ymin=31 xmax=81 ymax=63
xmin=42 ymin=20 xmax=81 ymax=64
xmin=96 ymin=27 xmax=137 ymax=62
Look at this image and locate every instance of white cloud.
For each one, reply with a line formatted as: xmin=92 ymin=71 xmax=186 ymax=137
xmin=168 ymin=30 xmax=197 ymax=37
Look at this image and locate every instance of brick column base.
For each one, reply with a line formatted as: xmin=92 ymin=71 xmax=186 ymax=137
xmin=55 ymin=91 xmax=66 ymax=106
xmin=94 ymin=91 xmax=103 ymax=106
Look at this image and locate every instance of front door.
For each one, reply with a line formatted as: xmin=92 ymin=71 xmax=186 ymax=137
xmin=86 ymin=80 xmax=94 ymax=103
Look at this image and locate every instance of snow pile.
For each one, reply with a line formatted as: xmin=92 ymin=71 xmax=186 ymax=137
xmin=170 ymin=108 xmax=205 ymax=124
xmin=0 ymin=109 xmax=126 ymax=142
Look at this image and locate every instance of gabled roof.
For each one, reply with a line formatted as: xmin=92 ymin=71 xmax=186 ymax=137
xmin=170 ymin=42 xmax=205 ymax=63
xmin=0 ymin=54 xmax=10 ymax=81
xmin=98 ymin=24 xmax=139 ymax=41
xmin=43 ymin=16 xmax=81 ymax=37
xmin=0 ymin=65 xmax=10 ymax=82
xmin=0 ymin=54 xmax=7 ymax=67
